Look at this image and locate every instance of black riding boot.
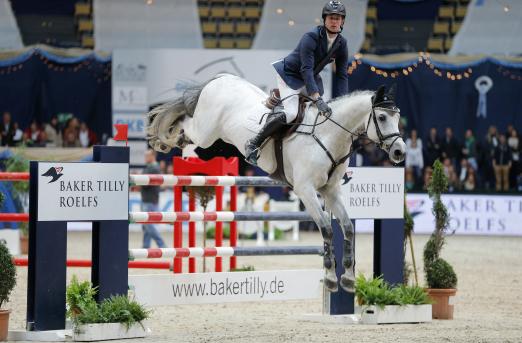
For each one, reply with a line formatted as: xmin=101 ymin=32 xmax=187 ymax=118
xmin=245 ymin=111 xmax=287 ymax=165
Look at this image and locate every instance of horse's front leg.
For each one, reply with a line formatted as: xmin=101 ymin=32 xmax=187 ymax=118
xmin=320 ymin=185 xmax=355 ymax=293
xmin=293 ymin=184 xmax=338 ymax=292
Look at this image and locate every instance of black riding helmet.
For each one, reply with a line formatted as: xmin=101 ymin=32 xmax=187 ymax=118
xmin=322 ymin=1 xmax=346 ymax=33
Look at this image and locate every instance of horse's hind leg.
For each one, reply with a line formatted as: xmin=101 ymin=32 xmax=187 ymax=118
xmin=320 ymin=186 xmax=355 ymax=293
xmin=292 ymin=184 xmax=338 ymax=292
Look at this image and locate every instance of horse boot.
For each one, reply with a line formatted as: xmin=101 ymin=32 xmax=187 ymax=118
xmin=340 ymin=238 xmax=355 ymax=293
xmin=323 ymin=241 xmax=338 ymax=293
xmin=244 ymin=109 xmax=286 ymax=166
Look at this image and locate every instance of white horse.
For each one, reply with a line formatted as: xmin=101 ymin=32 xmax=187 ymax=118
xmin=147 ymin=74 xmax=406 ymax=292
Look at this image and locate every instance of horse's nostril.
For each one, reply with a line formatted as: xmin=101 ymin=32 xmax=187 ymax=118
xmin=160 ymin=144 xmax=167 ymax=151
xmin=394 ymin=149 xmax=403 ymax=157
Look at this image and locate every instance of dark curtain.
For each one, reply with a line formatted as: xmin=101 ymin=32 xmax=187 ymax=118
xmin=0 ymin=49 xmax=111 ymax=138
xmin=348 ymin=60 xmax=522 ymax=140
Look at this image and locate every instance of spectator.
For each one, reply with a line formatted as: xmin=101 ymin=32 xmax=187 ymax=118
xmin=12 ymin=122 xmax=23 ymax=145
xmin=422 ymin=166 xmax=433 ymax=191
xmin=463 ymin=167 xmax=477 ymax=192
xmin=425 ymin=127 xmax=441 ymax=168
xmin=79 ymin=122 xmax=96 ymax=147
xmin=493 ymin=134 xmax=512 ymax=191
xmin=482 ymin=126 xmax=499 ymax=190
xmin=459 ymin=158 xmax=469 ymax=185
xmin=140 ymin=149 xmax=166 ymax=248
xmin=507 ymin=128 xmax=520 ymax=187
xmin=441 ymin=127 xmax=460 ymax=169
xmin=462 ymin=129 xmax=478 ymax=170
xmin=405 ymin=167 xmax=416 ymax=192
xmin=63 ymin=117 xmax=80 ymax=147
xmin=405 ymin=129 xmax=423 ymax=182
xmin=1 ymin=112 xmax=15 ymax=146
xmin=44 ymin=116 xmax=62 ymax=147
xmin=24 ymin=120 xmax=44 ymax=146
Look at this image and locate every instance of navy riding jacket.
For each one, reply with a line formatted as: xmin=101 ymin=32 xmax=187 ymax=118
xmin=273 ymin=26 xmax=349 ymax=98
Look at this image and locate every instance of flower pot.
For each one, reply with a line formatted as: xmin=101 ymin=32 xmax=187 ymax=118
xmin=357 ymin=304 xmax=432 ymax=324
xmin=427 ymin=288 xmax=457 ymax=319
xmin=0 ymin=309 xmax=10 ymax=341
xmin=73 ymin=322 xmax=148 ymax=341
xmin=20 ymin=235 xmax=28 ymax=255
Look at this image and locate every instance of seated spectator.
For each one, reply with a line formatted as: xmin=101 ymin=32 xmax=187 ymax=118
xmin=405 ymin=129 xmax=423 ymax=182
xmin=405 ymin=167 xmax=416 ymax=192
xmin=24 ymin=120 xmax=44 ymax=146
xmin=12 ymin=122 xmax=23 ymax=145
xmin=463 ymin=167 xmax=477 ymax=192
xmin=63 ymin=117 xmax=80 ymax=147
xmin=422 ymin=166 xmax=433 ymax=191
xmin=1 ymin=111 xmax=15 ymax=146
xmin=79 ymin=122 xmax=97 ymax=147
xmin=493 ymin=134 xmax=512 ymax=191
xmin=44 ymin=116 xmax=62 ymax=147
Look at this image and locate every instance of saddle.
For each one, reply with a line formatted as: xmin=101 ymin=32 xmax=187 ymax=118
xmin=264 ymin=89 xmax=311 ymax=187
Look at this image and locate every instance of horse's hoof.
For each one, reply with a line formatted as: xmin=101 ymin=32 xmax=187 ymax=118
xmin=340 ymin=274 xmax=355 ymax=293
xmin=324 ymin=277 xmax=338 ymax=293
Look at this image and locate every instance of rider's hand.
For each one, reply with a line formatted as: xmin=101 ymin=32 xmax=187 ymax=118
xmin=315 ymin=97 xmax=332 ymax=115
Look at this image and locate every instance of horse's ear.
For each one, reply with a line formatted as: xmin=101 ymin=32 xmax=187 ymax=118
xmin=373 ymin=85 xmax=386 ymax=105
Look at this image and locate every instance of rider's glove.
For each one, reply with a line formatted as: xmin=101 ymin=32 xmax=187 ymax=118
xmin=315 ymin=97 xmax=332 ymax=115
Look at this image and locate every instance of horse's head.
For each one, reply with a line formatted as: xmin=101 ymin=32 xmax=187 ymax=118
xmin=367 ymin=85 xmax=406 ymax=164
xmin=146 ymin=101 xmax=193 ymax=153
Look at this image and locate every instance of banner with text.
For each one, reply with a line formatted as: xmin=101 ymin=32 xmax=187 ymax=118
xmin=341 ymin=167 xmax=404 ymax=219
xmin=129 ymin=270 xmax=323 ymax=306
xmin=406 ymin=193 xmax=522 ymax=236
xmin=37 ymin=162 xmax=129 ymax=221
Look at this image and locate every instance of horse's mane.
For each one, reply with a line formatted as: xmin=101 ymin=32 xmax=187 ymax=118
xmin=327 ymin=90 xmax=374 ymax=104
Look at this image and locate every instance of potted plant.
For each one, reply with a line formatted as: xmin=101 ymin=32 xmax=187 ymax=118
xmin=355 ymin=274 xmax=432 ymax=324
xmin=0 ymin=240 xmax=17 ymax=341
xmin=423 ymin=159 xmax=458 ymax=319
xmin=66 ymin=276 xmax=151 ymax=341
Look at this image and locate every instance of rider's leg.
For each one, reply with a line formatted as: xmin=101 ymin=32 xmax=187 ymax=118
xmin=244 ymin=76 xmax=302 ymax=165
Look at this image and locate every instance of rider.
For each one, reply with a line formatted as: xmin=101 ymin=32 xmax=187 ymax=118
xmin=245 ymin=0 xmax=349 ymax=165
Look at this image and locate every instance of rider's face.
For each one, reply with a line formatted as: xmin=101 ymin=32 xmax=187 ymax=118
xmin=325 ymin=14 xmax=344 ymax=33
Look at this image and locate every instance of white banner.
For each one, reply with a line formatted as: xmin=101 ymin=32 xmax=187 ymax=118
xmin=129 ymin=270 xmax=323 ymax=306
xmin=112 ymin=86 xmax=148 ymax=111
xmin=37 ymin=163 xmax=129 ymax=221
xmin=406 ymin=193 xmax=522 ymax=236
xmin=341 ymin=167 xmax=404 ymax=219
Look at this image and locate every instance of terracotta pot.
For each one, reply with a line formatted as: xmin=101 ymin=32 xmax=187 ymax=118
xmin=20 ymin=235 xmax=29 ymax=255
xmin=427 ymin=288 xmax=457 ymax=319
xmin=0 ymin=309 xmax=10 ymax=341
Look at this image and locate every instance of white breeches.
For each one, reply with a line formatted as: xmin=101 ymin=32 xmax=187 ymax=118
xmin=276 ymin=74 xmax=308 ymax=123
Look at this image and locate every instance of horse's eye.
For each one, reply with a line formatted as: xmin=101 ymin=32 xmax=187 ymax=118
xmin=379 ymin=115 xmax=386 ymax=122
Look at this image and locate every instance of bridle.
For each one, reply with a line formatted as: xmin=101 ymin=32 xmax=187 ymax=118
xmin=292 ymin=96 xmax=403 ymax=179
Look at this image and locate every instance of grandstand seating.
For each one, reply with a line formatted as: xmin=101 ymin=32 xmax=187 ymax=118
xmin=94 ymin=0 xmax=203 ymax=50
xmin=253 ymin=0 xmax=367 ymax=53
xmin=198 ymin=0 xmax=264 ymax=49
xmin=427 ymin=0 xmax=469 ymax=53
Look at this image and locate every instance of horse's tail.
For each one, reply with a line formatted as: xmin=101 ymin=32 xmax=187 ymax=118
xmin=146 ymin=75 xmax=226 ymax=150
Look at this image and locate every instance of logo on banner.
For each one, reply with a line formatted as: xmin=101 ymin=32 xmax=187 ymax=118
xmin=41 ymin=167 xmax=64 ymax=183
xmin=475 ymin=75 xmax=493 ymax=119
xmin=341 ymin=171 xmax=353 ymax=185
xmin=114 ymin=63 xmax=147 ymax=82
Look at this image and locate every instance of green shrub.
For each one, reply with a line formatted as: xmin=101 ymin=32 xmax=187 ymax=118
xmin=66 ymin=276 xmax=150 ymax=330
xmin=355 ymin=274 xmax=431 ymax=309
xmin=423 ymin=159 xmax=458 ymax=289
xmin=0 ymin=241 xmax=17 ymax=308
xmin=425 ymin=258 xmax=457 ymax=289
